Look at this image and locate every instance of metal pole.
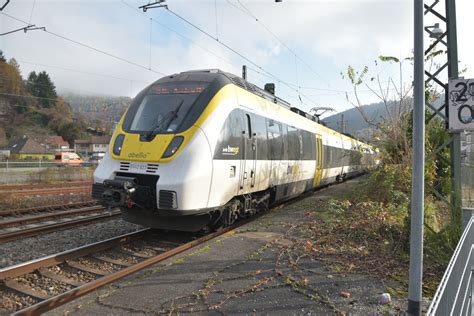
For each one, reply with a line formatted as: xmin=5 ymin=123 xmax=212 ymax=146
xmin=446 ymin=0 xmax=462 ymax=224
xmin=242 ymin=65 xmax=247 ymax=80
xmin=408 ymin=0 xmax=425 ymax=314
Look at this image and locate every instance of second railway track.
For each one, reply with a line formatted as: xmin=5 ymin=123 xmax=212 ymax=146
xmin=0 ymin=203 xmax=121 ymax=243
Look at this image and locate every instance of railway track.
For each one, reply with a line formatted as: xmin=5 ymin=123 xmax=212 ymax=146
xmin=0 ymin=204 xmax=120 ymax=243
xmin=0 ymin=186 xmax=329 ymax=315
xmin=0 ymin=181 xmax=92 ymax=192
xmin=0 ymin=187 xmax=91 ymax=198
xmin=0 ymin=225 xmax=241 ymax=315
xmin=0 ymin=181 xmax=92 ymax=199
xmin=0 ymin=201 xmax=98 ymax=217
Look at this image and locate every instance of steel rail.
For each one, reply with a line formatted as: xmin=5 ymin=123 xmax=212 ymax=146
xmin=1 ymin=187 xmax=91 ymax=197
xmin=10 ymin=222 xmax=244 ymax=316
xmin=0 ymin=210 xmax=121 ymax=243
xmin=0 ymin=205 xmax=106 ymax=228
xmin=0 ymin=181 xmax=92 ymax=191
xmin=0 ymin=229 xmax=150 ymax=280
xmin=2 ymin=180 xmax=341 ymax=315
xmin=0 ymin=201 xmax=98 ymax=217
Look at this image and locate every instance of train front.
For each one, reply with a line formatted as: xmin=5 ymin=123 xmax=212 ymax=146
xmin=92 ymin=72 xmax=228 ymax=232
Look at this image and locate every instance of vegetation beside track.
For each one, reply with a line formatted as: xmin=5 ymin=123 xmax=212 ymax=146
xmin=286 ymin=166 xmax=457 ymax=301
xmin=337 ymin=55 xmax=461 ymax=299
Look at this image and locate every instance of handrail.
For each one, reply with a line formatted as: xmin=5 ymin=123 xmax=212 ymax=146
xmin=428 ymin=212 xmax=474 ymax=315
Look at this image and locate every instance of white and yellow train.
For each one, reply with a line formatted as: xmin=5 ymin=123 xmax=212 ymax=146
xmin=93 ymin=70 xmax=378 ymax=231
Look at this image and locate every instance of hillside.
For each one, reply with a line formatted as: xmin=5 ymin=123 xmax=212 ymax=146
xmin=323 ymin=101 xmax=387 ymax=135
xmin=0 ymin=51 xmax=88 ymax=146
xmin=61 ymin=93 xmax=131 ymax=131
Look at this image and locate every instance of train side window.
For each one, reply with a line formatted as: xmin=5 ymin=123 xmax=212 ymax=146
xmin=251 ymin=114 xmax=268 ymax=160
xmin=267 ymin=119 xmax=283 ymax=160
xmin=280 ymin=123 xmax=289 ymax=161
xmin=301 ymin=130 xmax=313 ymax=160
xmin=213 ymin=109 xmax=244 ymax=160
xmin=287 ymin=125 xmax=299 ymax=160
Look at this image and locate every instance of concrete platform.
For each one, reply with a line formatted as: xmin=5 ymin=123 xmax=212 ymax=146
xmin=50 ymin=179 xmax=404 ymax=315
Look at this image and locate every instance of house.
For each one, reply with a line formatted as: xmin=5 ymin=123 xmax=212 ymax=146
xmin=44 ymin=136 xmax=70 ymax=151
xmin=74 ymin=136 xmax=111 ymax=157
xmin=74 ymin=139 xmax=92 ymax=157
xmin=6 ymin=136 xmax=54 ymax=160
xmin=91 ymin=136 xmax=111 ymax=153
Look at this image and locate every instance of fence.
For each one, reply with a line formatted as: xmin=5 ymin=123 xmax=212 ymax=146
xmin=0 ymin=160 xmax=96 ymax=170
xmin=0 ymin=161 xmax=95 ymax=184
xmin=427 ymin=209 xmax=474 ymax=315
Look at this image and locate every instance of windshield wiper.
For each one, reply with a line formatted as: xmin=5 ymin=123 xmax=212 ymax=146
xmin=144 ymin=100 xmax=184 ymax=140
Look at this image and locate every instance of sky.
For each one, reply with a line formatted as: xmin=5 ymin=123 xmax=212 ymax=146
xmin=1 ymin=0 xmax=473 ymax=116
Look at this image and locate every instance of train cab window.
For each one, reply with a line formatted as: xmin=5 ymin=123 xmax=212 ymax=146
xmin=123 ymin=81 xmax=210 ymax=135
xmin=213 ymin=109 xmax=244 ymax=159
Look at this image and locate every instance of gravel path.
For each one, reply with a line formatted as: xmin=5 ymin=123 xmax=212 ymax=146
xmin=0 ymin=218 xmax=142 ymax=268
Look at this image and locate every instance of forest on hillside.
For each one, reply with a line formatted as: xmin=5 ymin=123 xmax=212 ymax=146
xmin=0 ymin=50 xmax=91 ymax=146
xmin=0 ymin=50 xmax=133 ymax=147
xmin=62 ymin=93 xmax=131 ymax=132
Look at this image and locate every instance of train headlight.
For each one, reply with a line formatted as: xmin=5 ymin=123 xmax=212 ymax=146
xmin=162 ymin=136 xmax=184 ymax=158
xmin=113 ymin=134 xmax=125 ymax=156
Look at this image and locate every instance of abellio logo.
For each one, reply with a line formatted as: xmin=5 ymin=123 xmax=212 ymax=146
xmin=128 ymin=152 xmax=149 ymax=159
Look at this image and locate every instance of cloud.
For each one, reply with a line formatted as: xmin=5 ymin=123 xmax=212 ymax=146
xmin=1 ymin=0 xmax=473 ymax=113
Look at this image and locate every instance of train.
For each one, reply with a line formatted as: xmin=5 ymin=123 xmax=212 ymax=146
xmin=92 ymin=69 xmax=378 ymax=232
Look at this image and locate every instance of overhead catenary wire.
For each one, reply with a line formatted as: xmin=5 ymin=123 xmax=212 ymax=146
xmin=149 ymin=17 xmax=153 ymax=70
xmin=229 ymin=0 xmax=335 ymax=91
xmin=0 ymin=24 xmax=45 ymax=37
xmin=5 ymin=4 xmax=321 ymax=108
xmin=159 ymin=5 xmax=322 ymax=107
xmin=17 ymin=60 xmax=151 ymax=84
xmin=0 ymin=11 xmax=166 ymax=76
xmin=120 ymin=0 xmax=279 ymax=94
xmin=44 ymin=29 xmax=165 ymax=76
xmin=214 ymin=0 xmax=219 ymax=41
xmin=28 ymin=0 xmax=36 ymax=24
xmin=121 ymin=0 xmax=236 ymax=70
xmin=0 ymin=75 xmax=140 ymax=97
xmin=0 ymin=91 xmax=61 ymax=102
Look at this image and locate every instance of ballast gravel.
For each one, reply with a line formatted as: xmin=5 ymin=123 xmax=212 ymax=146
xmin=0 ymin=218 xmax=142 ymax=268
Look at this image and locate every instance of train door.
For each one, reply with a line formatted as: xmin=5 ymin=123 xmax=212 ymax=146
xmin=313 ymin=135 xmax=323 ymax=187
xmin=239 ymin=113 xmax=257 ymax=193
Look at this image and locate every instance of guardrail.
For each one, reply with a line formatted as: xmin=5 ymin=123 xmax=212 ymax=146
xmin=0 ymin=161 xmax=96 ymax=170
xmin=427 ymin=208 xmax=474 ymax=315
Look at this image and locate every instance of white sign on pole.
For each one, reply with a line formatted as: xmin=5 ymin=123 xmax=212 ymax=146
xmin=448 ymin=79 xmax=474 ymax=130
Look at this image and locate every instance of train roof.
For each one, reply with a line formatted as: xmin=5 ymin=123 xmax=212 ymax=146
xmin=159 ymin=69 xmax=368 ymax=145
